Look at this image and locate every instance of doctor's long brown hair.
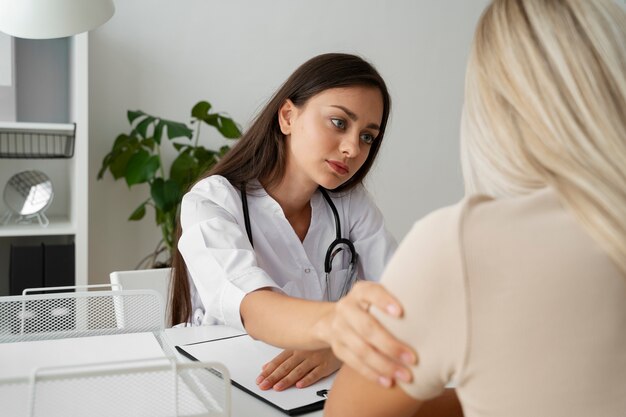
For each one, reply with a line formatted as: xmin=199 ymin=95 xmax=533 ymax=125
xmin=169 ymin=53 xmax=391 ymax=326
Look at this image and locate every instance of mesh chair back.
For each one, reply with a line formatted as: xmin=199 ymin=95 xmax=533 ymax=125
xmin=0 ymin=289 xmax=164 ymax=343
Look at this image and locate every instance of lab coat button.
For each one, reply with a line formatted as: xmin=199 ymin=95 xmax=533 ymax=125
xmin=304 ymin=268 xmax=311 ymax=273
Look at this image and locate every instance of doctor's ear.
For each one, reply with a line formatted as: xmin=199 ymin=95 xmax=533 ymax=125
xmin=278 ymin=99 xmax=296 ymax=135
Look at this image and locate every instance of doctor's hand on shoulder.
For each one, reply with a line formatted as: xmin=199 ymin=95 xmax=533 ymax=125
xmin=316 ymin=281 xmax=417 ymax=388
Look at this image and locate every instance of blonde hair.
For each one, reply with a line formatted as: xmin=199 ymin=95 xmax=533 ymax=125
xmin=461 ymin=0 xmax=626 ymax=273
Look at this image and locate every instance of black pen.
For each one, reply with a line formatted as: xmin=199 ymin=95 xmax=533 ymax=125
xmin=316 ymin=389 xmax=329 ymax=399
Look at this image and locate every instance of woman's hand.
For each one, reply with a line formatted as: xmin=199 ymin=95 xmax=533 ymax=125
xmin=256 ymin=348 xmax=341 ymax=391
xmin=317 ymin=281 xmax=417 ymax=387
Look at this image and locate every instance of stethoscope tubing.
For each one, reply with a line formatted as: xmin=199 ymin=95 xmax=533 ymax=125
xmin=240 ymin=182 xmax=358 ymax=300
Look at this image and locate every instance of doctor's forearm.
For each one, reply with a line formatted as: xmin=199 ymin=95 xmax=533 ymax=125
xmin=240 ymin=290 xmax=334 ymax=349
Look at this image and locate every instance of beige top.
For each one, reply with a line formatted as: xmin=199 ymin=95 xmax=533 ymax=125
xmin=376 ymin=188 xmax=626 ymax=417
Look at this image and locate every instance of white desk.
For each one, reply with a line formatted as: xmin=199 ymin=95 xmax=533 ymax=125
xmin=164 ymin=326 xmax=324 ymax=417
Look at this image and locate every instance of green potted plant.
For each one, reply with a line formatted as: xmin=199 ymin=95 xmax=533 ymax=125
xmin=98 ymin=100 xmax=241 ymax=268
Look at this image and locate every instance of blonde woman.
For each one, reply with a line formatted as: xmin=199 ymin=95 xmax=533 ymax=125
xmin=325 ymin=0 xmax=626 ymax=416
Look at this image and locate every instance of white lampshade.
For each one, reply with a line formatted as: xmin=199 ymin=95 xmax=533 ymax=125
xmin=0 ymin=0 xmax=115 ymax=39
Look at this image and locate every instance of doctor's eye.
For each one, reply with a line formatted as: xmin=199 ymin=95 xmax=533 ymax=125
xmin=331 ymin=118 xmax=346 ymax=130
xmin=360 ymin=133 xmax=375 ymax=145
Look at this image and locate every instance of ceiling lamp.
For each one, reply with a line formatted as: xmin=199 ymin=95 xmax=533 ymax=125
xmin=0 ymin=0 xmax=115 ymax=39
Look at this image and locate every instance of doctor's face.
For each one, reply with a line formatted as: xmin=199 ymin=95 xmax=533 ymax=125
xmin=279 ymin=86 xmax=384 ymax=191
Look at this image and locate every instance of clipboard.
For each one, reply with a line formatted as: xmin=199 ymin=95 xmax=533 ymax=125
xmin=176 ymin=334 xmax=336 ymax=415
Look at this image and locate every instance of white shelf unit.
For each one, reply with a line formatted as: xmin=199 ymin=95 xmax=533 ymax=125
xmin=0 ymin=34 xmax=89 ymax=295
xmin=0 ymin=216 xmax=73 ymax=237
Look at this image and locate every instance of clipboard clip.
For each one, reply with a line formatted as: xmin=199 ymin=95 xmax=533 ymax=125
xmin=316 ymin=389 xmax=329 ymax=399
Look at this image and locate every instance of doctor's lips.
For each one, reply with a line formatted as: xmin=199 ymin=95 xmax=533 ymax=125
xmin=326 ymin=160 xmax=349 ymax=175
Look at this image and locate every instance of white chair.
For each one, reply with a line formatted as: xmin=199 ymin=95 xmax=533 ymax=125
xmin=109 ymin=268 xmax=172 ymax=326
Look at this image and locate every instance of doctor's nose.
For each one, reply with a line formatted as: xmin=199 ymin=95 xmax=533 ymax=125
xmin=339 ymin=134 xmax=361 ymax=158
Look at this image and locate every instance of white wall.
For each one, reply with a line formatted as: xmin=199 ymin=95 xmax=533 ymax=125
xmin=15 ymin=38 xmax=69 ymax=123
xmin=88 ymin=0 xmax=489 ymax=283
xmin=0 ymin=33 xmax=15 ymax=121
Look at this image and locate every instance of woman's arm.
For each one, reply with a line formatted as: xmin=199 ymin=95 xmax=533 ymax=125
xmin=325 ymin=364 xmax=423 ymax=417
xmin=326 ymin=365 xmax=462 ymax=417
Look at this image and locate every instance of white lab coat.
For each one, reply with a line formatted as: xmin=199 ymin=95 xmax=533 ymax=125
xmin=178 ymin=175 xmax=397 ymax=330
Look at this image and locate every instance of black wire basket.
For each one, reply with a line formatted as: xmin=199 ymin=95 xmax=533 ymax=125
xmin=0 ymin=122 xmax=76 ymax=159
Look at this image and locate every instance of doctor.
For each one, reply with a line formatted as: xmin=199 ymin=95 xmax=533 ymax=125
xmin=170 ymin=53 xmax=417 ymax=391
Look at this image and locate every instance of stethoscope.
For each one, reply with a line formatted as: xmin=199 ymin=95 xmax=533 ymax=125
xmin=240 ymin=183 xmax=359 ymax=301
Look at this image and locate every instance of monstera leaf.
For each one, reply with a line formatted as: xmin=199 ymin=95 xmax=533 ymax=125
xmin=98 ymin=101 xmax=242 ymax=267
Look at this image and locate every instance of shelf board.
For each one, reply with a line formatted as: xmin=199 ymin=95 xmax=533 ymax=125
xmin=0 ymin=121 xmax=75 ymax=134
xmin=0 ymin=216 xmax=75 ymax=237
xmin=0 ymin=121 xmax=76 ymax=159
